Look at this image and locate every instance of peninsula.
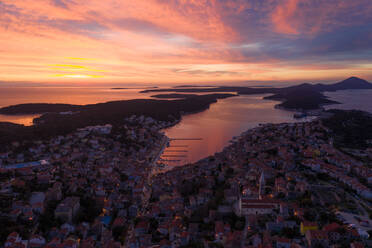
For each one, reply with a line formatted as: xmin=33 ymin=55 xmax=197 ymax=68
xmin=0 ymin=94 xmax=235 ymax=147
xmin=142 ymin=77 xmax=372 ymax=111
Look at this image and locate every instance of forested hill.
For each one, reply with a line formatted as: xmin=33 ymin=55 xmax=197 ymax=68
xmin=141 ymin=76 xmax=372 ymax=111
xmin=0 ymin=94 xmax=234 ymax=148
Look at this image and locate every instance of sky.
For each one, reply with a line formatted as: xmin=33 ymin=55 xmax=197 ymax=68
xmin=0 ymin=0 xmax=372 ymax=85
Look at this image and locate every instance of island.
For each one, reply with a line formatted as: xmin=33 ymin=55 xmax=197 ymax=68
xmin=150 ymin=93 xmax=236 ymax=99
xmin=142 ymin=76 xmax=372 ymax=111
xmin=0 ymin=94 xmax=235 ymax=147
xmin=0 ymin=77 xmax=371 ymax=148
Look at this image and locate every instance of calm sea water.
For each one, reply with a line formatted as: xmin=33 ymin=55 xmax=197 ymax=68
xmin=161 ymin=89 xmax=372 ymax=167
xmin=324 ymin=89 xmax=372 ymax=113
xmin=161 ymin=95 xmax=307 ymax=166
xmin=0 ymin=87 xmax=155 ymax=125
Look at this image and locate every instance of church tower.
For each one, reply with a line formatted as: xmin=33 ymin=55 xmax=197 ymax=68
xmin=259 ymin=172 xmax=265 ymax=199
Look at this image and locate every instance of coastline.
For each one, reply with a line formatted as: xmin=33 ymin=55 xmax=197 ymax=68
xmin=1 ymin=79 xmax=372 ymax=161
xmin=2 ymin=92 xmax=372 ymax=246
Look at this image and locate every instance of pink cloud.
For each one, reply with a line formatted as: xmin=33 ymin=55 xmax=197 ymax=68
xmin=0 ymin=0 xmax=371 ymax=83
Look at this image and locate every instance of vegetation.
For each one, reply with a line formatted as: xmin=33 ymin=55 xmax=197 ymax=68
xmin=0 ymin=94 xmax=234 ymax=148
xmin=75 ymin=196 xmax=102 ymax=223
xmin=265 ymin=87 xmax=338 ymax=110
xmin=323 ymin=110 xmax=372 ymax=149
xmin=0 ymin=77 xmax=371 ymax=148
xmin=38 ymin=200 xmax=62 ymax=234
xmin=143 ymin=76 xmax=372 ymax=111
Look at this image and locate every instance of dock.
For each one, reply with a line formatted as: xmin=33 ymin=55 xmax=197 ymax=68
xmin=164 ymin=150 xmax=188 ymax=152
xmin=158 ymin=159 xmax=181 ymax=162
xmin=162 ymin=155 xmax=187 ymax=158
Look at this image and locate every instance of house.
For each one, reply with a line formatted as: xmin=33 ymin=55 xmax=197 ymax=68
xmin=134 ymin=221 xmax=149 ymax=237
xmin=158 ymin=222 xmax=169 ymax=235
xmin=218 ymin=205 xmax=233 ymax=215
xmin=215 ymin=221 xmax=224 ymax=242
xmin=139 ymin=234 xmax=152 ymax=247
xmin=323 ymin=222 xmax=342 ymax=242
xmin=266 ymin=221 xmax=285 ymax=232
xmin=350 ymin=242 xmax=365 ymax=248
xmin=300 ymin=221 xmax=318 ymax=235
xmin=276 ymin=237 xmax=291 ymax=248
xmin=305 ymin=230 xmax=329 ymax=248
xmin=30 ymin=192 xmax=45 ymax=206
xmin=28 ymin=235 xmax=46 ymax=248
xmin=45 ymin=237 xmax=62 ymax=247
xmin=367 ymin=174 xmax=372 ymax=185
xmin=60 ymin=238 xmax=78 ymax=248
xmin=180 ymin=231 xmax=189 ymax=246
xmin=4 ymin=232 xmax=28 ymax=248
xmin=46 ymin=183 xmax=62 ymax=202
xmin=237 ymin=198 xmax=280 ymax=216
xmin=54 ymin=197 xmax=80 ymax=223
xmin=29 ymin=192 xmax=46 ymax=214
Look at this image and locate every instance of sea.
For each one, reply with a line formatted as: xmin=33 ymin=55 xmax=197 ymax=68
xmin=0 ymin=86 xmax=371 ymax=167
xmin=0 ymin=87 xmax=155 ymax=126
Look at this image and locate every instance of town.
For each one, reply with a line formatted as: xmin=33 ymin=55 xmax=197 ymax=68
xmin=0 ymin=114 xmax=372 ymax=248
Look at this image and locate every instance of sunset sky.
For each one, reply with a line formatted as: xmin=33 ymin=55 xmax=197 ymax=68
xmin=1 ymin=0 xmax=372 ymax=85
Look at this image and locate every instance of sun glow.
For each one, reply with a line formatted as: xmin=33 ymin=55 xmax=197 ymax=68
xmin=0 ymin=0 xmax=371 ymax=83
xmin=54 ymin=74 xmax=104 ymax=78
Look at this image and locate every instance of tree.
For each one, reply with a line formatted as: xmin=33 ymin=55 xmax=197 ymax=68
xmin=112 ymin=225 xmax=126 ymax=242
xmin=75 ymin=196 xmax=102 ymax=223
xmin=280 ymin=227 xmax=300 ymax=239
xmin=38 ymin=200 xmax=61 ymax=234
xmin=304 ymin=210 xmax=317 ymax=221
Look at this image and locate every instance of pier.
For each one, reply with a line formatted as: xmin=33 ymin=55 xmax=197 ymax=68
xmin=162 ymin=155 xmax=187 ymax=158
xmin=158 ymin=159 xmax=181 ymax=162
xmin=155 ymin=136 xmax=203 ymax=166
xmin=164 ymin=150 xmax=187 ymax=152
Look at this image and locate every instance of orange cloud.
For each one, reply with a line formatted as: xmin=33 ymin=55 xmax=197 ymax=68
xmin=0 ymin=0 xmax=371 ymax=84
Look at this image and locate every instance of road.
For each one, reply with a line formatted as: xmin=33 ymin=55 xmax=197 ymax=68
xmin=125 ymin=135 xmax=169 ymax=247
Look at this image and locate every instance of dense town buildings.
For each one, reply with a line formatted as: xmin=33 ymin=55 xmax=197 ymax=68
xmin=0 ymin=115 xmax=371 ymax=247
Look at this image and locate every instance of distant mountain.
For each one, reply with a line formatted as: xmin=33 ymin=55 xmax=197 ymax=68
xmin=139 ymin=76 xmax=372 ymax=111
xmin=315 ymin=76 xmax=372 ymax=91
xmin=262 ymin=77 xmax=371 ymax=110
xmin=329 ymin=76 xmax=372 ymax=90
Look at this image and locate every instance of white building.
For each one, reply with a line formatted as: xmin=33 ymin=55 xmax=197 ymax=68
xmin=236 ymin=198 xmax=280 ymax=216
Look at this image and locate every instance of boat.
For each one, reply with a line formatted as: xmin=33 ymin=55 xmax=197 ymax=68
xmin=294 ymin=112 xmax=307 ymax=119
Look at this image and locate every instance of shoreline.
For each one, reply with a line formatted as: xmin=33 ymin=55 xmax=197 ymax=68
xmin=1 ymin=76 xmax=371 ymax=127
xmin=0 ymin=84 xmax=372 ymax=159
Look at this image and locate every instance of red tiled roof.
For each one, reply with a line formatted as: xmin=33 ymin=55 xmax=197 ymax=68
xmin=308 ymin=230 xmax=328 ymax=240
xmin=323 ymin=222 xmax=341 ymax=232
